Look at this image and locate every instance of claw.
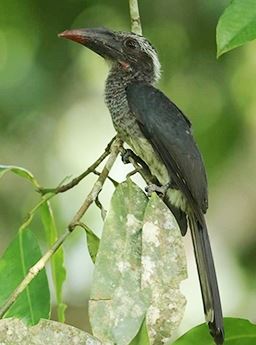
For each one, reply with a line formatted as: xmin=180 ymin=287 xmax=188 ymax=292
xmin=121 ymin=148 xmax=148 ymax=169
xmin=121 ymin=148 xmax=134 ymax=164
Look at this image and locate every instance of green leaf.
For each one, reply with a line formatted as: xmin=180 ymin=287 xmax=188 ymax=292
xmin=129 ymin=319 xmax=150 ymax=345
xmin=141 ymin=193 xmax=187 ymax=344
xmin=83 ymin=224 xmax=100 ymax=264
xmin=0 ymin=164 xmax=39 ymax=187
xmin=0 ymin=229 xmax=50 ymax=324
xmin=40 ymin=201 xmax=66 ymax=322
xmin=172 ymin=318 xmax=256 ymax=345
xmin=89 ymin=179 xmax=149 ymax=345
xmin=217 ymin=0 xmax=256 ymax=57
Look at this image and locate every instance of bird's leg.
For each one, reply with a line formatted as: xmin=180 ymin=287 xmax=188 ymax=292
xmin=145 ymin=182 xmax=171 ymax=197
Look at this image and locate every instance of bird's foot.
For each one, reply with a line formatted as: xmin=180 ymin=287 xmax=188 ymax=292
xmin=145 ymin=182 xmax=170 ymax=197
xmin=121 ymin=148 xmax=147 ymax=168
xmin=121 ymin=148 xmax=136 ymax=164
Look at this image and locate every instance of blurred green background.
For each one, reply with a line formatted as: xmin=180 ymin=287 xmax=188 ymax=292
xmin=1 ymin=0 xmax=256 ymax=339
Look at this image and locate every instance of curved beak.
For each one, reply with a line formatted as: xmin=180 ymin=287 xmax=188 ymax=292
xmin=58 ymin=27 xmax=123 ymax=60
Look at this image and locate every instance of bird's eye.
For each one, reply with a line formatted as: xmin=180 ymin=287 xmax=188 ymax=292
xmin=124 ymin=38 xmax=138 ymax=50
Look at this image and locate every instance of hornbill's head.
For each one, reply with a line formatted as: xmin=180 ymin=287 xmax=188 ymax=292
xmin=59 ymin=27 xmax=161 ymax=82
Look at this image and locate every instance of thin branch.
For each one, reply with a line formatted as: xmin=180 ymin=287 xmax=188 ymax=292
xmin=38 ymin=136 xmax=116 ymax=195
xmin=93 ymin=170 xmax=119 ymax=187
xmin=69 ymin=138 xmax=122 ymax=230
xmin=0 ymin=138 xmax=122 ymax=318
xmin=19 ymin=193 xmax=54 ymax=232
xmin=126 ymin=169 xmax=138 ymax=178
xmin=129 ymin=0 xmax=142 ymax=34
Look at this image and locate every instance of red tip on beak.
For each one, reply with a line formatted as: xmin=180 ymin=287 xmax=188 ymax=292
xmin=58 ymin=28 xmax=122 ymax=60
xmin=58 ymin=30 xmax=87 ymax=45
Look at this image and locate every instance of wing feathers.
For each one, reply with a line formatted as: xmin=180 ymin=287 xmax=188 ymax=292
xmin=126 ymin=82 xmax=208 ymax=214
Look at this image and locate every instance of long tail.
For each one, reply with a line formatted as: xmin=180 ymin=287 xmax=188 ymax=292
xmin=188 ymin=213 xmax=224 ymax=345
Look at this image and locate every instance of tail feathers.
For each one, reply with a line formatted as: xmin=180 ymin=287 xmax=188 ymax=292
xmin=189 ymin=214 xmax=224 ymax=345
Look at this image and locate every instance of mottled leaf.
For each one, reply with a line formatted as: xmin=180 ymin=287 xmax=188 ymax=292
xmin=172 ymin=318 xmax=256 ymax=345
xmin=0 ymin=229 xmax=50 ymax=324
xmin=141 ymin=193 xmax=187 ymax=345
xmin=0 ymin=164 xmax=39 ymax=187
xmin=217 ymin=0 xmax=256 ymax=57
xmin=89 ymin=180 xmax=187 ymax=345
xmin=89 ymin=179 xmax=149 ymax=345
xmin=0 ymin=318 xmax=102 ymax=345
xmin=40 ymin=202 xmax=66 ymax=322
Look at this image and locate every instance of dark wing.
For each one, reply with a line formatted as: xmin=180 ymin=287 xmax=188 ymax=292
xmin=126 ymin=83 xmax=224 ymax=344
xmin=126 ymin=82 xmax=208 ymax=215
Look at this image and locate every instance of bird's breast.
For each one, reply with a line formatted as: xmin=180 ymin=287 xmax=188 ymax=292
xmin=105 ymin=82 xmax=140 ymax=137
xmin=105 ymin=78 xmax=169 ymax=184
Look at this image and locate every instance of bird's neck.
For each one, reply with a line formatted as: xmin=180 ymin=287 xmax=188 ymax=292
xmin=105 ymin=63 xmax=155 ymax=93
xmin=104 ymin=63 xmax=154 ymax=136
